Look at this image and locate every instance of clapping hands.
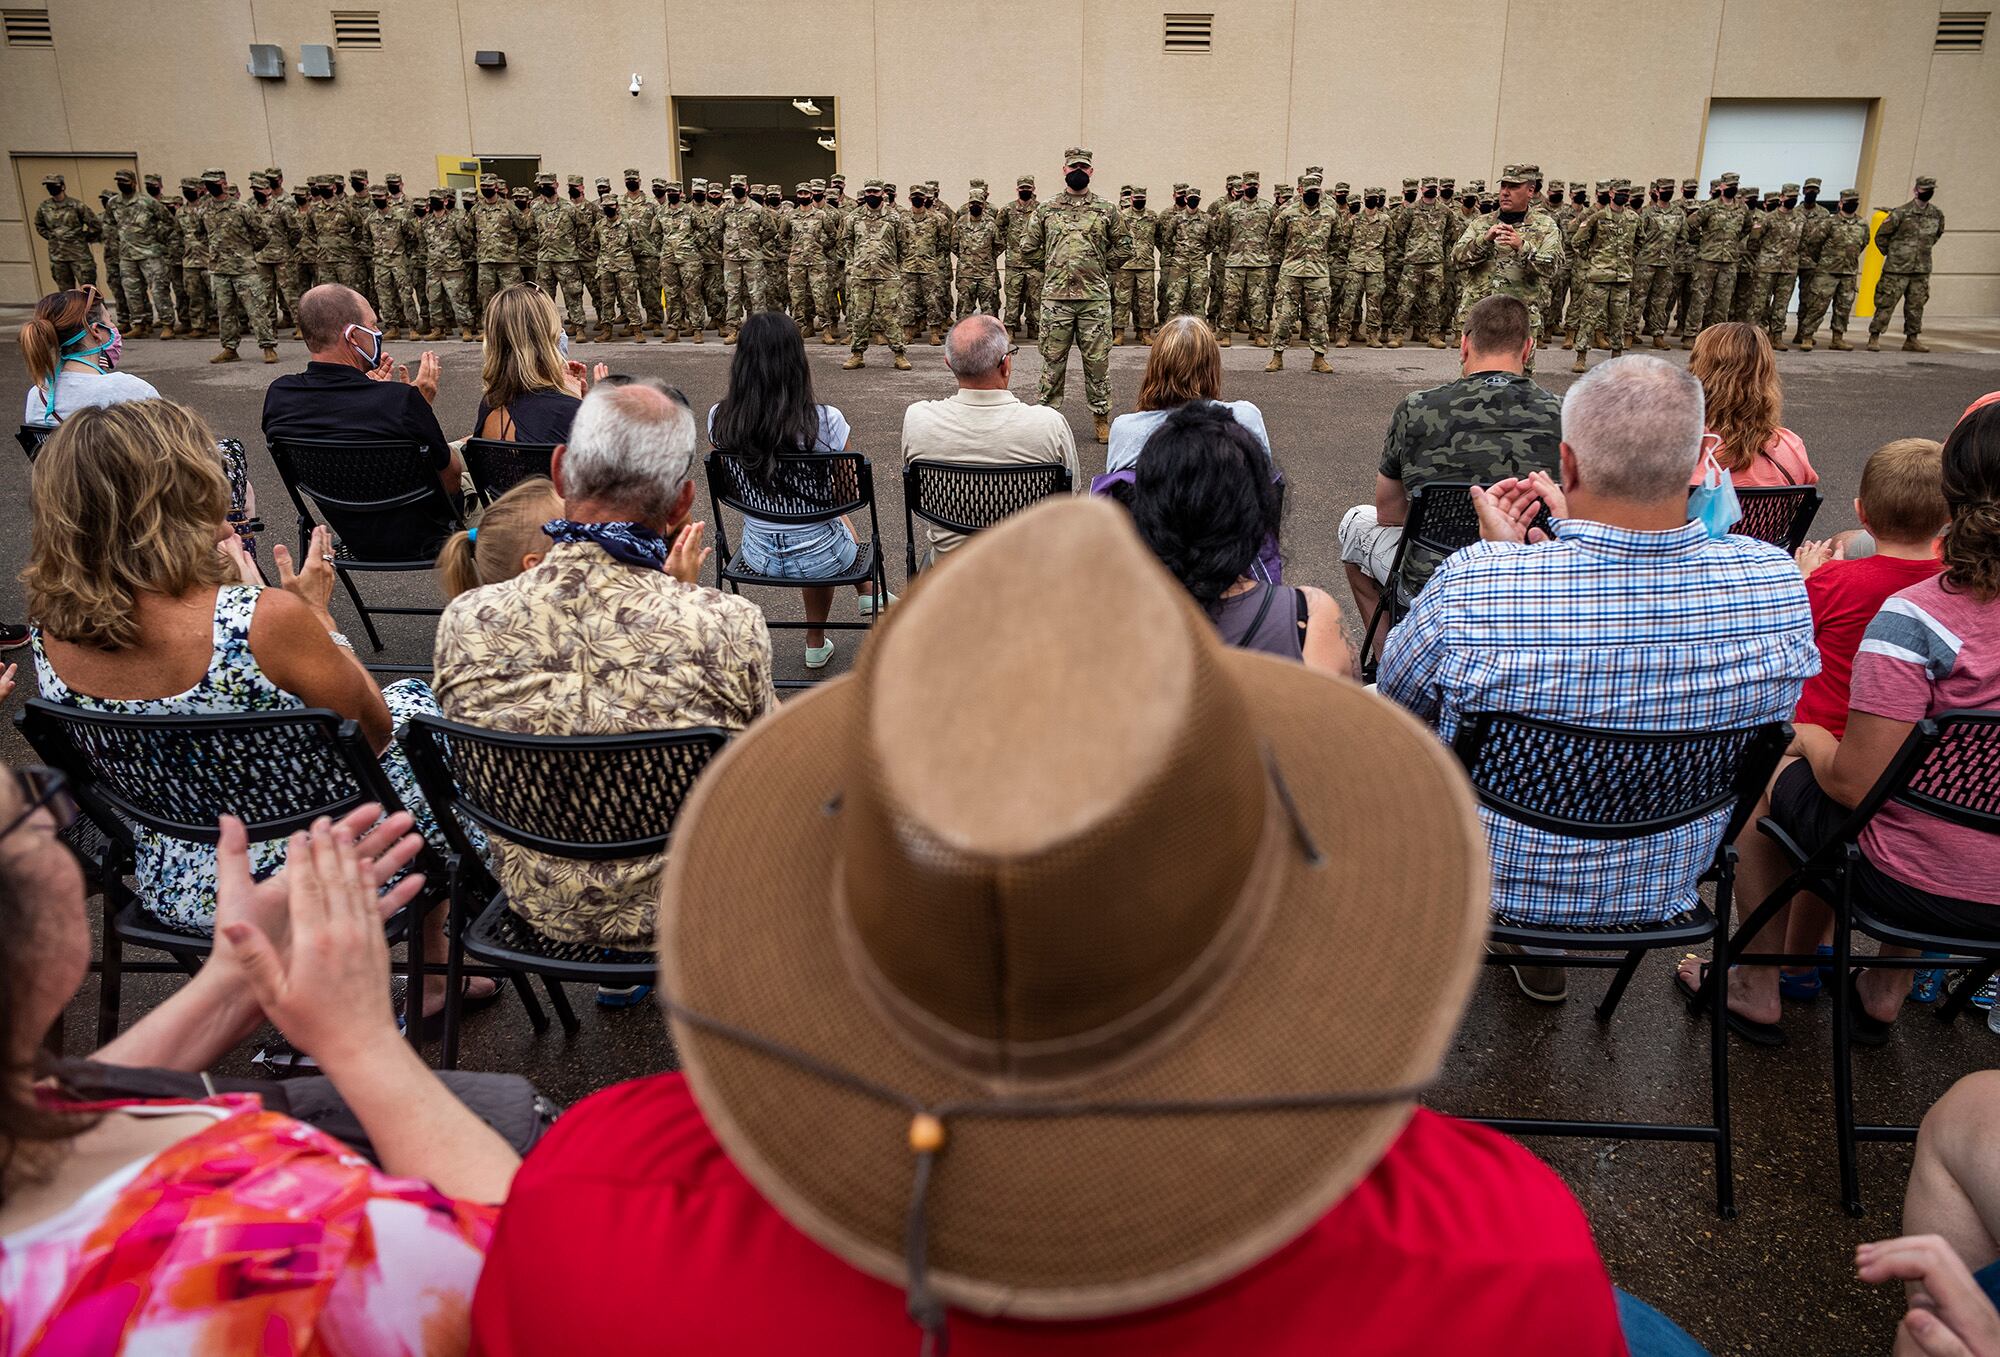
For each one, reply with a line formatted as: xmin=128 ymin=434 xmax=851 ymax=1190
xmin=1472 ymin=470 xmax=1567 ymax=544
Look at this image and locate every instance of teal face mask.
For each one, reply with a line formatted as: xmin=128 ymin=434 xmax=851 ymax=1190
xmin=1688 ymin=446 xmax=1742 ymax=539
xmin=41 ymin=320 xmax=119 ymax=421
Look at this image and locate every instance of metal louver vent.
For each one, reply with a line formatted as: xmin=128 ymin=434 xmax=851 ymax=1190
xmin=332 ymin=9 xmax=381 ymax=48
xmin=3 ymin=8 xmax=52 ymax=46
xmin=1163 ymin=12 xmax=1213 ymax=53
xmin=1936 ymin=11 xmax=1988 ymax=51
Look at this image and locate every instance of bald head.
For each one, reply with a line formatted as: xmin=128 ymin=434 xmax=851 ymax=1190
xmin=945 ymin=314 xmax=1010 ymax=389
xmin=298 ymin=284 xmax=373 ymax=357
xmin=560 ymin=379 xmax=696 ymax=527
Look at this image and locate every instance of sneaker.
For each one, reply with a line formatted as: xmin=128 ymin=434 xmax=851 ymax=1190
xmin=805 ymin=640 xmax=836 ymax=670
xmin=1487 ymin=941 xmax=1567 ymax=1004
xmin=0 ymin=622 xmax=28 ymax=652
xmin=858 ymin=590 xmax=897 ymax=617
xmin=1911 ymin=952 xmax=1951 ymax=1004
xmin=1974 ymin=977 xmax=1997 ymax=1011
xmin=595 ymin=984 xmax=653 ymax=1008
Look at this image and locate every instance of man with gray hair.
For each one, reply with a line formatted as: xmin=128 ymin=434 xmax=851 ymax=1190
xmin=900 ymin=314 xmax=1079 ymax=563
xmin=1379 ymin=355 xmax=1817 ymax=1003
xmin=433 ymin=377 xmax=775 ymax=967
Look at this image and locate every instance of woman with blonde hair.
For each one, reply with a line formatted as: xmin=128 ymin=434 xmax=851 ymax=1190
xmin=1105 ymin=313 xmax=1272 ymax=474
xmin=436 ymin=476 xmax=562 ymax=599
xmin=473 ymin=283 xmax=604 ymax=444
xmin=1688 ymin=322 xmax=1817 ymax=488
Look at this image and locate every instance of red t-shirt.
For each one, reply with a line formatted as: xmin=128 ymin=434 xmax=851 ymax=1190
xmin=470 ymin=1074 xmax=1628 ymax=1356
xmin=1794 ymin=552 xmax=1943 ymax=736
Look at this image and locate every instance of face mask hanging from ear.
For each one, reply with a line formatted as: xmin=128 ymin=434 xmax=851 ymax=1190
xmin=1688 ymin=448 xmax=1742 ymax=540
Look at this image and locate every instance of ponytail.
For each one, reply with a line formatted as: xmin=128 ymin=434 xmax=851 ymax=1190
xmin=18 ymin=316 xmax=62 ymax=389
xmin=434 ymin=476 xmax=561 ymax=602
xmin=17 ymin=288 xmax=99 ymax=390
xmin=437 ymin=529 xmax=481 ymax=599
xmin=1940 ymin=403 xmax=2000 ymax=603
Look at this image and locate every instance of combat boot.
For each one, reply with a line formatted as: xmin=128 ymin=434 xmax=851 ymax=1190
xmin=929 ymin=330 xmax=943 ymax=347
xmin=1651 ymin=335 xmax=1669 ymax=350
xmin=819 ymin=328 xmax=837 ymax=345
xmin=1113 ymin=330 xmax=1128 ymax=347
xmin=595 ymin=323 xmax=614 ymax=343
xmin=291 ymin=327 xmax=303 ymax=341
xmin=873 ymin=330 xmax=886 ymax=345
xmin=843 ymin=352 xmax=866 ymax=370
xmin=1681 ymin=336 xmax=1696 ymax=350
xmin=1559 ymin=329 xmax=1574 ymax=350
xmin=689 ymin=328 xmax=704 ymax=343
xmin=157 ymin=326 xmax=177 ymax=340
xmin=628 ymin=328 xmax=647 ymax=344
xmin=418 ymin=328 xmax=439 ymax=341
xmin=1770 ymin=336 xmax=1789 ymax=352
xmin=1570 ymin=352 xmax=1588 ymax=374
xmin=1829 ymin=334 xmax=1853 ymax=351
xmin=1251 ymin=333 xmax=1268 ymax=348
xmin=661 ymin=328 xmax=679 ymax=343
xmin=1904 ymin=337 xmax=1930 ymax=353
xmin=1865 ymin=334 xmax=1881 ymax=351
xmin=1385 ymin=333 xmax=1403 ymax=349
xmin=127 ymin=322 xmax=149 ymax=339
xmin=1333 ymin=335 xmax=1348 ymax=349
xmin=1217 ymin=332 xmax=1232 ymax=348
xmin=1365 ymin=331 xmax=1383 ymax=349
xmin=1426 ymin=333 xmax=1446 ymax=349
xmin=381 ymin=327 xmax=402 ymax=341
xmin=459 ymin=327 xmax=475 ymax=342
xmin=261 ymin=346 xmax=278 ymax=365
xmin=188 ymin=325 xmax=207 ymax=340
xmin=1093 ymin=416 xmax=1110 ymax=445
xmin=1265 ymin=352 xmax=1283 ymax=372
xmin=1142 ymin=330 xmax=1155 ymax=346
xmin=209 ymin=347 xmax=240 ymax=365
xmin=893 ymin=353 xmax=912 ymax=371
xmin=1311 ymin=354 xmax=1334 ymax=374
xmin=1796 ymin=337 xmax=1814 ymax=352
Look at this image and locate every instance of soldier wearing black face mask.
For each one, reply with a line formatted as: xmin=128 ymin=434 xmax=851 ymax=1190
xmin=1868 ymin=175 xmax=1943 ymax=351
xmin=1000 ymin=175 xmax=1043 ymax=339
xmin=1683 ymin=171 xmax=1748 ymax=342
xmin=1796 ymin=188 xmax=1866 ymax=351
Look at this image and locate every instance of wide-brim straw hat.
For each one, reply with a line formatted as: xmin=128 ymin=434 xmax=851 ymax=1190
xmin=660 ymin=498 xmax=1488 ymax=1326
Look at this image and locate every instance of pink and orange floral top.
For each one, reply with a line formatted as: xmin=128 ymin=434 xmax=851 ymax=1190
xmin=0 ymin=1095 xmax=493 ymax=1355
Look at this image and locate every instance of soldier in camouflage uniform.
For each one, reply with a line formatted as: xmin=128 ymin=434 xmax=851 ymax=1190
xmin=1796 ymin=188 xmax=1867 ymax=352
xmin=1113 ymin=185 xmax=1161 ymax=344
xmin=309 ymin=174 xmax=364 ymax=297
xmin=1389 ymin=176 xmax=1449 ymax=349
xmin=1441 ymin=181 xmax=1483 ymax=344
xmin=999 ymin=175 xmax=1043 ymax=340
xmin=1868 ymin=176 xmax=1944 ymax=353
xmin=109 ymin=168 xmax=175 ymax=336
xmin=840 ymin=180 xmax=909 ymax=370
xmin=718 ymin=174 xmax=766 ymax=342
xmin=530 ymin=173 xmax=588 ymax=335
xmin=1449 ymin=166 xmax=1562 ymax=371
xmin=619 ymin=168 xmax=664 ymax=334
xmin=364 ymin=184 xmax=419 ymax=338
xmin=97 ymin=189 xmax=130 ymax=324
xmin=1566 ymin=179 xmax=1639 ymax=372
xmin=1338 ymin=187 xmax=1390 ymax=348
xmin=1682 ymin=172 xmax=1748 ymax=343
xmin=592 ymin=195 xmax=647 ymax=342
xmin=1022 ymin=147 xmax=1126 ymax=443
xmin=35 ymin=173 xmax=101 ymax=293
xmin=420 ymin=187 xmax=475 ymax=340
xmin=404 ymin=190 xmax=433 ymax=338
xmin=699 ymin=180 xmax=728 ymax=335
xmin=250 ymin=173 xmax=304 ymax=340
xmin=163 ymin=189 xmax=191 ymax=334
xmin=1727 ymin=188 xmax=1767 ymax=325
xmin=471 ymin=174 xmax=527 ymax=331
xmin=1266 ymin=171 xmax=1336 ymax=373
xmin=1748 ymin=183 xmax=1803 ymax=350
xmin=1207 ymin=174 xmax=1240 ymax=330
xmin=1667 ymin=178 xmax=1700 ymax=340
xmin=1162 ymin=184 xmax=1212 ymax=321
xmin=897 ymin=185 xmax=950 ymax=345
xmin=176 ymin=177 xmax=215 ymax=338
xmin=658 ymin=180 xmax=706 ymax=342
xmin=577 ymin=179 xmax=608 ymax=325
xmin=761 ymin=186 xmax=793 ymax=316
xmin=195 ymin=170 xmax=275 ymax=364
xmin=1382 ymin=177 xmax=1419 ymax=335
xmin=1539 ymin=180 xmax=1572 ymax=346
xmin=1329 ymin=183 xmax=1357 ymax=339
xmin=781 ymin=181 xmax=830 ymax=340
xmin=952 ymin=182 xmax=1003 ymax=323
xmin=1216 ymin=169 xmax=1273 ymax=346
xmin=1629 ymin=178 xmax=1685 ymax=349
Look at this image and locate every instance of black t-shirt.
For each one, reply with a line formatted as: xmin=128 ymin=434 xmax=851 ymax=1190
xmin=472 ymin=387 xmax=581 ymax=445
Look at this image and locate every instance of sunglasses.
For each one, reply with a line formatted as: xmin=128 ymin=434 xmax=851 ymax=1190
xmin=0 ymin=766 xmax=80 ymax=846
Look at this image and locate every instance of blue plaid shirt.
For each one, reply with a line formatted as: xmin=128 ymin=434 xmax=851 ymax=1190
xmin=1378 ymin=518 xmax=1819 ymax=925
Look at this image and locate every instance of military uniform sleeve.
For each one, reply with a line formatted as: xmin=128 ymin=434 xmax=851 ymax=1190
xmin=1873 ymin=206 xmax=1902 ymax=246
xmin=32 ymin=203 xmax=51 ymax=241
xmin=1450 ymin=217 xmax=1492 ymax=268
xmin=1105 ymin=203 xmax=1131 ymax=271
xmin=1020 ymin=205 xmax=1046 ymax=270
xmin=82 ymin=203 xmax=103 ymax=241
xmin=1568 ymin=209 xmax=1597 ymax=253
xmin=1524 ymin=219 xmax=1559 ymax=278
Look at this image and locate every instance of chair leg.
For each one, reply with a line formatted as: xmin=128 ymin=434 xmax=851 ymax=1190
xmin=1707 ymin=930 xmax=1737 ymax=1218
xmin=1595 ymin=949 xmax=1646 ymax=1021
xmin=542 ymin=976 xmax=580 ymax=1036
xmin=441 ymin=926 xmax=468 ymax=1071
xmin=97 ymin=918 xmax=124 ymax=1046
xmin=335 ymin=566 xmax=384 ymax=651
xmin=404 ymin=908 xmax=428 ymax=1056
xmin=1831 ymin=892 xmax=1863 ymax=1216
xmin=511 ymin=971 xmax=549 ymax=1034
xmin=1938 ymin=961 xmax=1997 ymax=1024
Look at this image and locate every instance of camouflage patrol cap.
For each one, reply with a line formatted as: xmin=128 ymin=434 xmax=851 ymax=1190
xmin=1401 ymin=177 xmax=1418 ymax=190
xmin=793 ymin=182 xmax=810 ymax=195
xmin=652 ymin=177 xmax=669 ymax=190
xmin=1802 ymin=176 xmax=1822 ymax=190
xmin=1720 ymin=172 xmax=1740 ymax=185
xmin=1521 ymin=163 xmax=1542 ymax=179
xmin=97 ymin=188 xmax=111 ymax=203
xmin=200 ymin=168 xmax=225 ymax=184
xmin=1498 ymin=165 xmax=1528 ymax=186
xmin=1299 ymin=172 xmax=1323 ymax=190
xmin=1064 ymin=147 xmax=1092 ymax=167
xmin=480 ymin=173 xmax=502 ymax=187
xmin=1131 ymin=185 xmax=1149 ymax=198
xmin=1440 ymin=177 xmax=1456 ymax=191
xmin=811 ymin=177 xmax=827 ymax=190
xmin=924 ymin=180 xmax=939 ymax=195
xmin=1305 ymin=165 xmax=1325 ymax=178
xmin=536 ymin=172 xmax=557 ymax=185
xmin=1464 ymin=179 xmax=1485 ymax=195
xmin=729 ymin=173 xmax=747 ymax=186
xmin=143 ymin=173 xmax=162 ymax=189
xmin=349 ymin=168 xmax=368 ymax=181
xmin=430 ymin=186 xmax=450 ymax=198
xmin=1840 ymin=187 xmax=1859 ymax=201
xmin=1654 ymin=177 xmax=1675 ymax=190
xmin=1682 ymin=178 xmax=1698 ymax=190
xmin=180 ymin=176 xmax=201 ymax=190
xmin=1172 ymin=182 xmax=1188 ymax=193
xmin=884 ymin=182 xmax=897 ymax=193
xmin=829 ymin=173 xmax=845 ymax=186
xmin=248 ymin=173 xmax=272 ymax=190
xmin=862 ymin=178 xmax=883 ymax=192
xmin=1420 ymin=175 xmax=1439 ymax=190
xmin=369 ymin=183 xmax=391 ymax=198
xmin=512 ymin=185 xmax=530 ymax=200
xmin=385 ymin=172 xmax=402 ymax=186
xmin=113 ymin=167 xmax=135 ymax=184
xmin=1118 ymin=183 xmax=1132 ymax=196
xmin=623 ymin=168 xmax=640 ymax=179
xmin=1742 ymin=186 xmax=1760 ymax=200
xmin=1547 ymin=179 xmax=1565 ymax=194
xmin=968 ymin=183 xmax=990 ymax=202
xmin=1362 ymin=186 xmax=1385 ymax=198
xmin=1225 ymin=173 xmax=1242 ymax=186
xmin=1241 ymin=170 xmax=1260 ymax=185
xmin=1781 ymin=182 xmax=1800 ymax=195
xmin=595 ymin=177 xmax=612 ymax=193
xmin=263 ymin=167 xmax=283 ymax=182
xmin=1333 ymin=181 xmax=1349 ymax=193
xmin=690 ymin=177 xmax=708 ymax=189
xmin=1916 ymin=175 xmax=1937 ymax=189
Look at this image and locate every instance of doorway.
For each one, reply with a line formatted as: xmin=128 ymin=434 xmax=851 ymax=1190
xmin=674 ymin=97 xmax=836 ymax=191
xmin=12 ymin=153 xmax=138 ymax=299
xmin=478 ymin=156 xmax=541 ymax=193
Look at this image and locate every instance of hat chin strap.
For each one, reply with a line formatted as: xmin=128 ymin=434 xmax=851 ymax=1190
xmin=662 ymin=758 xmax=1433 ymax=1357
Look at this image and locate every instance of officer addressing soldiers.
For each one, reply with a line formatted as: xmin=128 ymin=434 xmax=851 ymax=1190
xmin=1795 ymin=186 xmax=1868 ymax=352
xmin=1021 ymin=146 xmax=1126 ymax=444
xmin=1450 ymin=165 xmax=1561 ymax=367
xmin=840 ymin=179 xmax=909 ymax=370
xmin=35 ymin=172 xmax=101 ymax=293
xmin=1869 ymin=175 xmax=1943 ymax=353
xmin=1267 ymin=170 xmax=1336 ymax=373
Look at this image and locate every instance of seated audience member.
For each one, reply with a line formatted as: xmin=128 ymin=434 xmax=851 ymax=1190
xmin=1697 ymin=401 xmax=2000 ymax=1042
xmin=1104 ymin=314 xmax=1270 ymax=474
xmin=710 ymin=311 xmax=887 ymax=668
xmin=0 ymin=766 xmax=516 ymax=1349
xmin=261 ymin=284 xmax=464 ymax=515
xmin=900 ymin=314 xmax=1078 ymax=565
xmin=20 ymin=285 xmax=158 ymax=425
xmin=1379 ymin=356 xmax=1817 ymax=1003
xmin=25 ymin=400 xmax=483 ymax=1023
xmin=470 ymin=499 xmax=1629 ymax=1355
xmin=473 ymin=284 xmax=595 ymax=445
xmin=1688 ymin=322 xmax=1817 ymax=489
xmin=1125 ymin=404 xmax=1349 ymax=673
xmin=437 ymin=477 xmax=562 ymax=600
xmin=1339 ymin=294 xmax=1561 ymax=633
xmin=1858 ymin=1231 xmax=2000 ymax=1357
xmin=434 ymin=379 xmax=775 ymax=962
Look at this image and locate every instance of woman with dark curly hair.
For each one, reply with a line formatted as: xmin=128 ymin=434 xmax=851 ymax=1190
xmin=1690 ymin=399 xmax=2000 ymax=1043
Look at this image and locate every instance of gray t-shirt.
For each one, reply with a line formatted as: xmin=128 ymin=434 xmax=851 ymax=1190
xmin=1105 ymin=399 xmax=1272 ymax=473
xmin=25 ymin=367 xmax=160 ymax=426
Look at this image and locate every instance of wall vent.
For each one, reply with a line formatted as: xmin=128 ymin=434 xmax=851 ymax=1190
xmin=1935 ymin=11 xmax=1988 ymax=51
xmin=1163 ymin=12 xmax=1212 ymax=53
xmin=332 ymin=9 xmax=381 ymax=49
xmin=2 ymin=8 xmax=52 ymax=47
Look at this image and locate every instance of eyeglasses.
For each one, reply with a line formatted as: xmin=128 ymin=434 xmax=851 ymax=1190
xmin=0 ymin=766 xmax=80 ymax=846
xmin=1006 ymin=345 xmax=1020 ymax=358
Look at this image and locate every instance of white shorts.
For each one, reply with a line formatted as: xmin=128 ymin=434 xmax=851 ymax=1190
xmin=1338 ymin=504 xmax=1402 ymax=585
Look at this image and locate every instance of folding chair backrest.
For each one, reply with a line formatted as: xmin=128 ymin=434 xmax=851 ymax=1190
xmin=17 ymin=424 xmax=51 ymax=462
xmin=904 ymin=459 xmax=1073 ymax=537
xmin=1886 ymin=710 xmax=2000 ymax=836
xmin=462 ymin=439 xmax=557 ymax=502
xmin=269 ymin=437 xmax=461 ymax=563
xmin=17 ymin=700 xmax=401 ymax=845
xmin=705 ymin=451 xmax=872 ymax=524
xmin=1453 ymin=712 xmax=1793 ymax=842
xmin=1405 ymin=482 xmax=1483 ymax=558
xmin=1732 ymin=486 xmax=1823 ymax=553
xmin=402 ymin=715 xmax=729 ymax=862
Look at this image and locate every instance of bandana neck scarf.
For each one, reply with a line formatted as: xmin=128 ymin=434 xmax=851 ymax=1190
xmin=544 ymin=518 xmax=670 ymax=571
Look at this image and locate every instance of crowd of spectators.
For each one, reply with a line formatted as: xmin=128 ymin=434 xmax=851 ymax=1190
xmin=5 ymin=280 xmax=1999 ymax=1355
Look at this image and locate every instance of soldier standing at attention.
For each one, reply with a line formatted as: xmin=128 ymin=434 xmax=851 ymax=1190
xmin=896 ymin=184 xmax=947 ymax=346
xmin=468 ymin=175 xmax=522 ymax=333
xmin=1158 ymin=184 xmax=1187 ymax=319
xmin=1632 ymin=178 xmax=1685 ymax=349
xmin=840 ymin=179 xmax=909 ymax=370
xmin=35 ymin=173 xmax=101 ymax=292
xmin=97 ymin=189 xmax=131 ymax=326
xmin=1727 ymin=188 xmax=1766 ymax=325
xmin=620 ymin=168 xmax=664 ymax=335
xmin=1668 ymin=177 xmax=1700 ymax=341
xmin=1207 ymin=173 xmax=1240 ymax=331
xmin=291 ymin=180 xmax=319 ymax=299
xmin=952 ymin=182 xmax=1003 ymax=323
xmin=1338 ymin=187 xmax=1389 ymax=348
xmin=1382 ymin=177 xmax=1419 ymax=331
xmin=1751 ymin=183 xmax=1804 ymax=350
xmin=761 ymin=186 xmax=792 ymax=316
xmin=529 ymin=174 xmax=584 ymax=336
xmin=1216 ymin=169 xmax=1273 ymax=347
xmin=251 ymin=173 xmax=303 ymax=341
xmin=1327 ymin=182 xmax=1355 ymax=340
xmin=1791 ymin=177 xmax=1828 ymax=347
xmin=1000 ymin=175 xmax=1043 ymax=340
xmin=781 ymin=181 xmax=825 ymax=339
xmin=420 ymin=187 xmax=474 ymax=341
xmin=163 ymin=185 xmax=191 ymax=335
xmin=1161 ymin=184 xmax=1211 ymax=322
xmin=364 ymin=183 xmax=418 ymax=339
xmin=1441 ymin=181 xmax=1481 ymax=344
xmin=1539 ymin=180 xmax=1572 ymax=347
xmin=696 ymin=180 xmax=726 ymax=336
xmin=1113 ymin=185 xmax=1160 ymax=345
xmin=821 ymin=176 xmax=847 ymax=336
xmin=177 ymin=176 xmax=215 ymax=339
xmin=196 ymin=170 xmax=275 ymax=365
xmin=1795 ymin=187 xmax=1867 ymax=352
xmin=1266 ymin=171 xmax=1336 ymax=374
xmin=1388 ymin=176 xmax=1448 ymax=349
xmin=1682 ymin=171 xmax=1747 ymax=344
xmin=1022 ymin=147 xmax=1125 ymax=443
xmin=109 ymin=169 xmax=171 ymax=338
xmin=718 ymin=174 xmax=766 ymax=343
xmin=1566 ymin=179 xmax=1639 ymax=372
xmin=658 ymin=180 xmax=706 ymax=343
xmin=1868 ymin=176 xmax=1943 ymax=353
xmin=592 ymin=195 xmax=647 ymax=342
xmin=1449 ymin=166 xmax=1561 ymax=366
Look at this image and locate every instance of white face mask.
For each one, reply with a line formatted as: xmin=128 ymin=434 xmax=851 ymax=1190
xmin=344 ymin=322 xmax=384 ymax=367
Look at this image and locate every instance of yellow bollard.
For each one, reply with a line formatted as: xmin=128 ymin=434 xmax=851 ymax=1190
xmin=1856 ymin=209 xmax=1889 ymax=319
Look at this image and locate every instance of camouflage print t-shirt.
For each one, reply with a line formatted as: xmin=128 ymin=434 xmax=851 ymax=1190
xmin=1381 ymin=369 xmax=1564 ymax=598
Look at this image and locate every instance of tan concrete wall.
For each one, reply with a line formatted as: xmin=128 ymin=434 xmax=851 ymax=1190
xmin=4 ymin=0 xmax=1993 ymax=312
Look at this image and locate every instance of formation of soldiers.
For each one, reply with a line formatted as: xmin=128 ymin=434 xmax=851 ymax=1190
xmin=43 ymin=159 xmax=1944 ymax=381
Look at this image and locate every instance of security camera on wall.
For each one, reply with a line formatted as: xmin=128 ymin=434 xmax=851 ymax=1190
xmin=629 ymin=73 xmax=643 ymax=97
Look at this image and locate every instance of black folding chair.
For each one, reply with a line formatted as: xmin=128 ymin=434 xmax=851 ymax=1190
xmin=1358 ymin=482 xmax=1553 ymax=681
xmin=16 ymin=701 xmax=452 ymax=1048
xmin=462 ymin=438 xmax=558 ymax=503
xmin=268 ymin=437 xmax=463 ymax=655
xmin=903 ymin=459 xmax=1073 ymax=577
xmin=1451 ymin=711 xmax=1794 ymax=1218
xmin=401 ymin=714 xmax=731 ymax=1069
xmin=1732 ymin=486 xmax=1823 ymax=553
xmin=705 ymin=451 xmax=889 ymax=688
xmin=17 ymin=423 xmax=52 ymax=461
xmin=1728 ymin=709 xmax=2000 ymax=1215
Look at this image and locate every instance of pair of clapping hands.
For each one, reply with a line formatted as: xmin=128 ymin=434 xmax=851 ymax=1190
xmin=1471 ymin=470 xmax=1568 ymax=544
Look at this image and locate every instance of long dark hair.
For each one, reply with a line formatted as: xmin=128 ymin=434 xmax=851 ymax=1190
xmin=1127 ymin=403 xmax=1280 ymax=611
xmin=1 ymin=856 xmax=97 ymax=1203
xmin=711 ymin=311 xmax=822 ymax=484
xmin=1941 ymin=401 xmax=2000 ymax=603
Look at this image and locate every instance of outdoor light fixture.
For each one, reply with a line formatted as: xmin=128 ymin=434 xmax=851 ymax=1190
xmin=817 ymin=134 xmax=836 ymax=152
xmin=474 ymin=50 xmax=506 ymax=69
xmin=792 ymin=98 xmax=821 ymax=116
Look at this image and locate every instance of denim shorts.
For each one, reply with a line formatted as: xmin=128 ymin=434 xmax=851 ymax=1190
xmin=737 ymin=519 xmax=860 ymax=581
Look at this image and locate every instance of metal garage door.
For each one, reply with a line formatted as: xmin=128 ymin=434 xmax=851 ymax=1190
xmin=11 ymin=154 xmax=138 ymax=299
xmin=1698 ymin=100 xmax=1869 ymax=315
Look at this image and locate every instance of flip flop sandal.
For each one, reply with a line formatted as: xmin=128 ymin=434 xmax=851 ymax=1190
xmin=1675 ymin=960 xmax=1786 ymax=1048
xmin=1846 ymin=971 xmax=1894 ymax=1048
